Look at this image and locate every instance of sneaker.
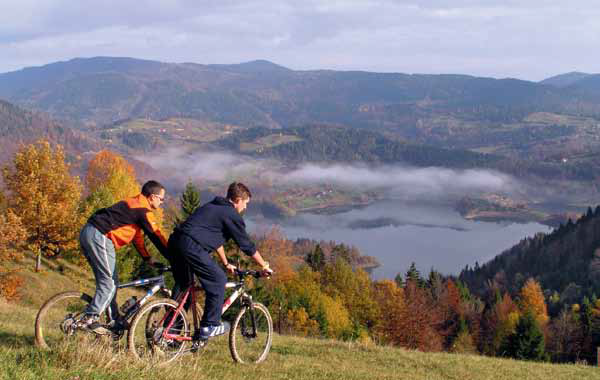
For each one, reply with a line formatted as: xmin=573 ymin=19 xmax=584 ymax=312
xmin=78 ymin=314 xmax=111 ymax=335
xmin=198 ymin=321 xmax=230 ymax=340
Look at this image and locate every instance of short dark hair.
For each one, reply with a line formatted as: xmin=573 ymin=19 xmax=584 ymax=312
xmin=141 ymin=180 xmax=165 ymax=197
xmin=226 ymin=182 xmax=251 ymax=202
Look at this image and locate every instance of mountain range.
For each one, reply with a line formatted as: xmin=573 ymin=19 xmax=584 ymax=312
xmin=2 ymin=57 xmax=600 ymax=201
xmin=2 ymin=57 xmax=600 ymax=131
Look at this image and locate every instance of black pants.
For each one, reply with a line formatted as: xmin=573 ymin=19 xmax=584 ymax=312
xmin=168 ymin=230 xmax=226 ymax=327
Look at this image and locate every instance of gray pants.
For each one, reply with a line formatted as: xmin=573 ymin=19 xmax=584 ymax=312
xmin=80 ymin=223 xmax=118 ymax=318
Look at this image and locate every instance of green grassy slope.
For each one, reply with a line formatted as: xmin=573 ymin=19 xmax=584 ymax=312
xmin=1 ymin=258 xmax=599 ymax=380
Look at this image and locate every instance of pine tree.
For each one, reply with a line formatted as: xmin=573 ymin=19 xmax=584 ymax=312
xmin=405 ymin=262 xmax=424 ymax=287
xmin=394 ymin=272 xmax=405 ymax=288
xmin=180 ymin=179 xmax=201 ymax=219
xmin=174 ymin=179 xmax=201 ymax=227
xmin=306 ymin=244 xmax=324 ymax=271
xmin=502 ymin=311 xmax=546 ymax=361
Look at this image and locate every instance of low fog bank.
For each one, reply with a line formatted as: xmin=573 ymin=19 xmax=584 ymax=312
xmin=284 ymin=163 xmax=518 ymax=199
xmin=139 ymin=149 xmax=520 ymax=200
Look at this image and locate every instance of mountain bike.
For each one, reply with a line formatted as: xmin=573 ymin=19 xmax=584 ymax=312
xmin=35 ymin=265 xmax=172 ymax=350
xmin=128 ymin=268 xmax=273 ymax=365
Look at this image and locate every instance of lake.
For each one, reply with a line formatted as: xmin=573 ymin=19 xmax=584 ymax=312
xmin=247 ymin=200 xmax=551 ymax=280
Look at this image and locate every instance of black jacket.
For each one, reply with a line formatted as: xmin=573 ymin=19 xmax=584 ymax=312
xmin=177 ymin=196 xmax=256 ymax=256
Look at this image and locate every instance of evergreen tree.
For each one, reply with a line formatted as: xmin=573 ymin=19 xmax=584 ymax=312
xmin=405 ymin=262 xmax=424 ymax=287
xmin=394 ymin=272 xmax=405 ymax=288
xmin=306 ymin=244 xmax=325 ymax=271
xmin=502 ymin=311 xmax=546 ymax=361
xmin=175 ymin=179 xmax=201 ymax=226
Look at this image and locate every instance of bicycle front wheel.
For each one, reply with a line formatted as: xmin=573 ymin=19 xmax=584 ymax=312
xmin=229 ymin=302 xmax=273 ymax=363
xmin=35 ymin=291 xmax=92 ymax=350
xmin=128 ymin=298 xmax=189 ymax=365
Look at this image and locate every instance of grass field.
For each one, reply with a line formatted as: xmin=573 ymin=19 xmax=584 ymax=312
xmin=2 ymin=258 xmax=600 ymax=380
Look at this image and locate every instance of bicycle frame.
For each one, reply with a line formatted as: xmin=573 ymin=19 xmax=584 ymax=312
xmin=114 ymin=275 xmax=170 ymax=321
xmin=162 ymin=278 xmax=249 ymax=341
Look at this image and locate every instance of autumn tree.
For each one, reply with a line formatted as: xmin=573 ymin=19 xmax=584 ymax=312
xmin=2 ymin=140 xmax=82 ymax=271
xmin=320 ymin=257 xmax=379 ymax=333
xmin=519 ymin=278 xmax=549 ymax=326
xmin=82 ymin=150 xmax=140 ymax=219
xmin=0 ymin=189 xmax=6 ymax=211
xmin=0 ymin=210 xmax=28 ymax=301
xmin=480 ymin=292 xmax=520 ymax=355
xmin=85 ymin=150 xmax=139 ymax=200
xmin=372 ymin=279 xmax=405 ymax=344
xmin=277 ymin=267 xmax=352 ymax=338
xmin=393 ymin=281 xmax=444 ymax=351
xmin=0 ymin=210 xmax=27 ymax=261
xmin=256 ymin=227 xmax=298 ymax=283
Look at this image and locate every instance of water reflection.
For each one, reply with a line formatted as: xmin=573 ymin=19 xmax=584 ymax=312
xmin=248 ymin=200 xmax=551 ymax=280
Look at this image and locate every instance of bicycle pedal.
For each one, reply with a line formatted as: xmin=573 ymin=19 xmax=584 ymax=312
xmin=190 ymin=340 xmax=207 ymax=353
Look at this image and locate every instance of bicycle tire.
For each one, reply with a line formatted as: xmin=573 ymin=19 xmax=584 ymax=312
xmin=35 ymin=291 xmax=93 ymax=350
xmin=127 ymin=298 xmax=189 ymax=365
xmin=229 ymin=302 xmax=273 ymax=363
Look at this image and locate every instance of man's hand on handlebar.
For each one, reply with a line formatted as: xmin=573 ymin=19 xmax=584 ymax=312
xmin=261 ymin=267 xmax=273 ymax=277
xmin=225 ymin=263 xmax=237 ymax=274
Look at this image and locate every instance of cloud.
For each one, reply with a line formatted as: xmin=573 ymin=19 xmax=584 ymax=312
xmin=139 ymin=149 xmax=516 ymax=198
xmin=1 ymin=1 xmax=600 ymax=79
xmin=284 ymin=163 xmax=515 ymax=196
xmin=139 ymin=148 xmax=273 ymax=183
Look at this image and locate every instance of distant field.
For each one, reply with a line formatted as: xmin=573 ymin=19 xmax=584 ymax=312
xmin=239 ymin=134 xmax=303 ymax=153
xmin=2 ymin=257 xmax=600 ymax=380
xmin=105 ymin=118 xmax=244 ymax=143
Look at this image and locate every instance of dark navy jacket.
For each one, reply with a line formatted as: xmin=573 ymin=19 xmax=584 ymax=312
xmin=177 ymin=196 xmax=256 ymax=256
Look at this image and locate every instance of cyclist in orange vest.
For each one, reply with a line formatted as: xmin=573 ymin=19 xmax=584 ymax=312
xmin=79 ymin=180 xmax=169 ymax=334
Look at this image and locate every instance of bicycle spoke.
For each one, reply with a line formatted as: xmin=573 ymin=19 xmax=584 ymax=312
xmin=128 ymin=299 xmax=189 ymax=365
xmin=35 ymin=292 xmax=91 ymax=350
xmin=229 ymin=303 xmax=273 ymax=363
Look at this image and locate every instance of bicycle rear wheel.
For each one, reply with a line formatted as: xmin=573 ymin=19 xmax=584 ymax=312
xmin=229 ymin=302 xmax=273 ymax=363
xmin=35 ymin=291 xmax=92 ymax=350
xmin=128 ymin=298 xmax=189 ymax=365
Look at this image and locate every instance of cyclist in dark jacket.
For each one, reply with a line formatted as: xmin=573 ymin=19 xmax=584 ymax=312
xmin=168 ymin=182 xmax=271 ymax=339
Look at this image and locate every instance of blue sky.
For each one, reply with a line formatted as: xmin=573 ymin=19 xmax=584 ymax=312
xmin=1 ymin=1 xmax=598 ymax=80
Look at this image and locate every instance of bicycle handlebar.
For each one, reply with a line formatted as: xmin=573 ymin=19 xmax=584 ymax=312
xmin=153 ymin=263 xmax=171 ymax=274
xmin=235 ymin=268 xmax=272 ymax=279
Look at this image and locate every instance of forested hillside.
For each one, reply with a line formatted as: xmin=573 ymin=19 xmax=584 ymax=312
xmin=460 ymin=206 xmax=600 ymax=305
xmin=2 ymin=57 xmax=600 ymax=130
xmin=0 ymin=99 xmax=95 ymax=163
xmin=218 ymin=125 xmax=501 ymax=168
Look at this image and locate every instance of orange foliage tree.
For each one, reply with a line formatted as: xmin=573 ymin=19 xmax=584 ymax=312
xmin=519 ymin=278 xmax=549 ymax=326
xmin=86 ymin=150 xmax=139 ymax=200
xmin=256 ymin=227 xmax=299 ymax=283
xmin=2 ymin=140 xmax=82 ymax=271
xmin=372 ymin=279 xmax=406 ymax=344
xmin=0 ymin=210 xmax=27 ymax=260
xmin=0 ymin=210 xmax=28 ymax=301
xmin=483 ymin=293 xmax=520 ymax=355
xmin=394 ymin=280 xmax=444 ymax=351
